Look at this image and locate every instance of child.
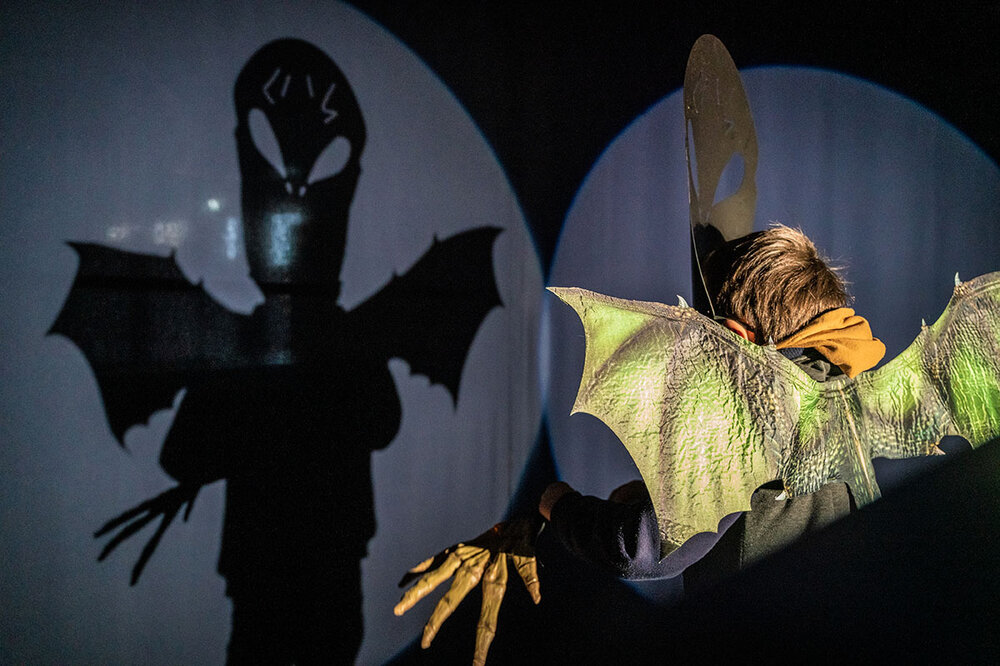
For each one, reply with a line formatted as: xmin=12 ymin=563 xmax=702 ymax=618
xmin=396 ymin=224 xmax=888 ymax=659
xmin=540 ymin=224 xmax=886 ymax=592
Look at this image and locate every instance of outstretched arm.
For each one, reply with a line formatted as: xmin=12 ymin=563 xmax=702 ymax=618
xmin=394 ymin=481 xmax=682 ymax=665
xmin=544 ymin=480 xmax=701 ymax=581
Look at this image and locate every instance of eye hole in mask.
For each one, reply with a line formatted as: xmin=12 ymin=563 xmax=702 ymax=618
xmin=249 ymin=108 xmax=287 ymax=179
xmin=308 ymin=136 xmax=352 ymax=185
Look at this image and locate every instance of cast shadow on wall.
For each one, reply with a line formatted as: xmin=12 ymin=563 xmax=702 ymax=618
xmin=50 ymin=38 xmax=501 ymax=664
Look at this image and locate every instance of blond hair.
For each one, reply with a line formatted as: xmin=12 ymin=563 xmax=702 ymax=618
xmin=704 ymin=224 xmax=848 ymax=343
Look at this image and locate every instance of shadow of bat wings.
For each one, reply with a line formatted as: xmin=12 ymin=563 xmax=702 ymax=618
xmin=350 ymin=227 xmax=503 ymax=403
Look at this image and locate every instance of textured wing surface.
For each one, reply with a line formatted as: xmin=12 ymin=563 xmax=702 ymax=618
xmin=549 ymin=287 xmax=824 ymax=556
xmin=859 ymin=272 xmax=1000 ymax=458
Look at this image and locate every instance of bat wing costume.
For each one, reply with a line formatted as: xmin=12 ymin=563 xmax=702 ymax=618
xmin=550 ymin=272 xmax=1000 ymax=559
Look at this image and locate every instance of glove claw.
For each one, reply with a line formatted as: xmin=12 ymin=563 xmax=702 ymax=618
xmin=396 ymin=515 xmax=542 ymax=664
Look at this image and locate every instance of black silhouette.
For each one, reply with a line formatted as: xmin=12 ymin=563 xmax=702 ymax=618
xmin=50 ymin=38 xmax=501 ymax=664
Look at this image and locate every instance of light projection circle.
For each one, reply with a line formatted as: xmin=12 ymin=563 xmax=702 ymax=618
xmin=545 ymin=66 xmax=1000 ymax=546
xmin=0 ymin=4 xmax=541 ymax=666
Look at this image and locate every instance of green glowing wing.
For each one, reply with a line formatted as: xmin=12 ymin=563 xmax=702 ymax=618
xmin=550 ymin=274 xmax=1000 ymax=559
xmin=857 ymin=272 xmax=1000 ymax=459
xmin=549 ymin=287 xmax=808 ymax=556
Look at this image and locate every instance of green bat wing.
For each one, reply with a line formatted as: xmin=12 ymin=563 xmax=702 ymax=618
xmin=549 ymin=287 xmax=809 ymax=556
xmin=550 ymin=275 xmax=1000 ymax=559
xmin=858 ymin=272 xmax=1000 ymax=459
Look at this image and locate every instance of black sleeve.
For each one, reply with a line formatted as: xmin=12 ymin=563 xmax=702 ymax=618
xmin=547 ymin=491 xmax=690 ymax=580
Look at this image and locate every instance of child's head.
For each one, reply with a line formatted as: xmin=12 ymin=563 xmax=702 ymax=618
xmin=704 ymin=224 xmax=848 ymax=344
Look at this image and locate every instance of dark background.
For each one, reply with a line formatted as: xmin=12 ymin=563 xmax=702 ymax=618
xmin=351 ymin=1 xmax=1000 ymax=268
xmin=2 ymin=2 xmax=998 ymax=663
